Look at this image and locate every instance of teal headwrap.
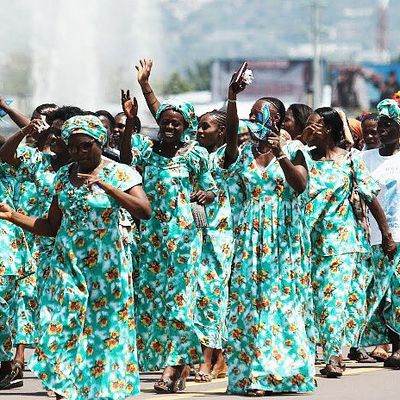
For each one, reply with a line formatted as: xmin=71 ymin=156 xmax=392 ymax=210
xmin=156 ymin=100 xmax=198 ymax=143
xmin=61 ymin=115 xmax=108 ymax=146
xmin=377 ymin=98 xmax=400 ymax=125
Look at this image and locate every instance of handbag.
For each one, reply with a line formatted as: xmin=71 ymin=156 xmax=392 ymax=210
xmin=190 ymin=202 xmax=208 ymax=228
xmin=348 ymin=153 xmax=370 ymax=238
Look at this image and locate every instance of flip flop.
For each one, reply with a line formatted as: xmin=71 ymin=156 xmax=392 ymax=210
xmin=194 ymin=370 xmax=213 ymax=383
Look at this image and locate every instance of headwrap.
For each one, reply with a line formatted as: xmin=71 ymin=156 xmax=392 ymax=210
xmin=243 ymin=102 xmax=273 ymax=141
xmin=348 ymin=118 xmax=362 ymax=141
xmin=61 ymin=115 xmax=108 ymax=146
xmin=377 ymin=98 xmax=400 ymax=125
xmin=156 ymin=100 xmax=198 ymax=143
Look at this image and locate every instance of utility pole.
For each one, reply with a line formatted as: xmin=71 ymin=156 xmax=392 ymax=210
xmin=311 ymin=0 xmax=322 ymax=108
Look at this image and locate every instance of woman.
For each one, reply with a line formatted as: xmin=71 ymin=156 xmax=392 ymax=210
xmin=361 ymin=113 xmax=380 ymax=151
xmin=0 ymin=114 xmax=151 ymax=399
xmin=193 ymin=110 xmax=234 ymax=382
xmin=224 ymin=68 xmax=316 ymax=395
xmin=120 ymin=81 xmax=217 ymax=391
xmin=359 ymin=99 xmax=400 ymax=368
xmin=301 ymin=107 xmax=396 ymax=377
xmin=0 ymin=161 xmax=33 ymax=390
xmin=283 ymin=103 xmax=313 ymax=141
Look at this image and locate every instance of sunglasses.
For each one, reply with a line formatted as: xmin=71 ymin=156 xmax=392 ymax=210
xmin=67 ymin=139 xmax=96 ymax=153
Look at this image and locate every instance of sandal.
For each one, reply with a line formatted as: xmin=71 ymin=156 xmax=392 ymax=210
xmin=348 ymin=347 xmax=377 ymax=363
xmin=0 ymin=360 xmax=23 ymax=390
xmin=370 ymin=346 xmax=389 ymax=362
xmin=247 ymin=389 xmax=267 ymax=397
xmin=194 ymin=370 xmax=213 ymax=383
xmin=320 ymin=359 xmax=346 ymax=378
xmin=383 ymin=351 xmax=400 ymax=369
xmin=154 ymin=378 xmax=176 ymax=393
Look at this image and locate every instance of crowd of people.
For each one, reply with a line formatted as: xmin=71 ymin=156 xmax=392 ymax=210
xmin=0 ymin=59 xmax=399 ymax=399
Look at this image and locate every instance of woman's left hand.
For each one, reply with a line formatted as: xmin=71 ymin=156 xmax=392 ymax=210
xmin=191 ymin=190 xmax=215 ymax=206
xmin=264 ymin=131 xmax=283 ymax=157
xmin=77 ymin=173 xmax=107 ymax=191
xmin=382 ymin=233 xmax=397 ymax=262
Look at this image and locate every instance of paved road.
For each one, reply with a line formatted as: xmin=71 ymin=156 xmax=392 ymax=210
xmin=1 ymin=359 xmax=399 ymax=399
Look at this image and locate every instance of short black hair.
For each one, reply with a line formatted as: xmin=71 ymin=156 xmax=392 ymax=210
xmin=314 ymin=107 xmax=344 ymax=145
xmin=114 ymin=112 xmax=141 ymax=133
xmin=361 ymin=113 xmax=378 ymax=125
xmin=46 ymin=106 xmax=86 ymax=125
xmin=96 ymin=110 xmax=115 ymax=130
xmin=31 ymin=103 xmax=58 ymax=119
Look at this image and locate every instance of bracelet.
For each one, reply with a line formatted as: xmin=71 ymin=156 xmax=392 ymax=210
xmin=276 ymin=154 xmax=287 ymax=161
xmin=142 ymin=90 xmax=153 ymax=95
xmin=227 ymin=99 xmax=236 ymax=103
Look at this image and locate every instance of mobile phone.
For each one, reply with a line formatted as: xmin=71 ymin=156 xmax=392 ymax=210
xmin=230 ymin=62 xmax=248 ymax=91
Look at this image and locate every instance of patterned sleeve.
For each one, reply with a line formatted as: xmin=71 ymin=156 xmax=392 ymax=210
xmin=111 ymin=162 xmax=143 ymax=192
xmin=226 ymin=142 xmax=250 ymax=175
xmin=16 ymin=145 xmax=43 ymax=182
xmin=351 ymin=150 xmax=380 ymax=202
xmin=53 ymin=165 xmax=69 ymax=196
xmin=187 ymin=143 xmax=217 ymax=194
xmin=130 ymin=134 xmax=153 ymax=168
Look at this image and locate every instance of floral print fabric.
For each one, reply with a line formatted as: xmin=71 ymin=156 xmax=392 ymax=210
xmin=194 ymin=145 xmax=234 ymax=349
xmin=131 ymin=134 xmax=217 ymax=370
xmin=225 ymin=142 xmax=316 ymax=394
xmin=28 ymin=161 xmax=141 ymax=400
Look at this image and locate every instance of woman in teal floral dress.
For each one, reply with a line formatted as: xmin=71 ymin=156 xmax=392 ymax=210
xmin=0 ymin=161 xmax=33 ymax=389
xmin=0 ymin=115 xmax=151 ymax=400
xmin=224 ymin=68 xmax=316 ymax=396
xmin=193 ymin=110 xmax=234 ymax=382
xmin=301 ymin=107 xmax=396 ymax=377
xmin=120 ymin=91 xmax=217 ymax=392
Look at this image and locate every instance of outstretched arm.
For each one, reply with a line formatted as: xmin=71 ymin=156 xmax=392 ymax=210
xmin=0 ymin=196 xmax=62 ymax=237
xmin=136 ymin=59 xmax=160 ymax=118
xmin=0 ymin=98 xmax=31 ymax=128
xmin=119 ymin=89 xmax=138 ymax=165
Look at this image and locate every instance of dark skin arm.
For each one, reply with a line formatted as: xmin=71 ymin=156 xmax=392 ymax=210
xmin=77 ymin=173 xmax=151 ymax=220
xmin=136 ymin=59 xmax=160 ymax=118
xmin=0 ymin=196 xmax=62 ymax=237
xmin=265 ymin=132 xmax=309 ymax=194
xmin=0 ymin=98 xmax=31 ymax=128
xmin=224 ymin=65 xmax=252 ymax=168
xmin=119 ymin=89 xmax=138 ymax=165
xmin=0 ymin=119 xmax=45 ymax=167
xmin=366 ymin=196 xmax=397 ymax=261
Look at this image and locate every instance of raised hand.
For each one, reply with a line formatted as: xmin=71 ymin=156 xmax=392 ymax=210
xmin=229 ymin=62 xmax=249 ymax=97
xmin=0 ymin=202 xmax=13 ymax=221
xmin=121 ymin=90 xmax=138 ymax=120
xmin=135 ymin=59 xmax=153 ymax=85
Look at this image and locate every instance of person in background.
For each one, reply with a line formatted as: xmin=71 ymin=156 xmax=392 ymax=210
xmin=283 ymin=103 xmax=313 ymax=141
xmin=361 ymin=113 xmax=380 ymax=151
xmin=359 ymin=99 xmax=400 ymax=369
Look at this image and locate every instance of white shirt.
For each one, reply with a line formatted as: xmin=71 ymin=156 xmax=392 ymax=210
xmin=361 ymin=149 xmax=400 ymax=245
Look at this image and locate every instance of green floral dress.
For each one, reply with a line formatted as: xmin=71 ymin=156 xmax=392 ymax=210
xmin=131 ymin=134 xmax=217 ymax=370
xmin=304 ymin=151 xmax=379 ymax=362
xmin=226 ymin=142 xmax=315 ymax=394
xmin=12 ymin=147 xmax=41 ymax=347
xmin=28 ymin=161 xmax=141 ymax=400
xmin=194 ymin=145 xmax=234 ymax=349
xmin=0 ymin=163 xmax=32 ymax=361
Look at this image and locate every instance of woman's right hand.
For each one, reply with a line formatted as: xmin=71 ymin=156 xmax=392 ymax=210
xmin=228 ymin=66 xmax=248 ymax=98
xmin=121 ymin=90 xmax=138 ymax=120
xmin=0 ymin=202 xmax=13 ymax=221
xmin=382 ymin=233 xmax=397 ymax=262
xmin=24 ymin=119 xmax=47 ymax=136
xmin=135 ymin=58 xmax=153 ymax=85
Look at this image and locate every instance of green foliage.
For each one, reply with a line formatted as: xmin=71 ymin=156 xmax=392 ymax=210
xmin=162 ymin=61 xmax=211 ymax=95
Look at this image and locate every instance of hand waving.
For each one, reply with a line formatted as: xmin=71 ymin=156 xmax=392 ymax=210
xmin=135 ymin=59 xmax=153 ymax=85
